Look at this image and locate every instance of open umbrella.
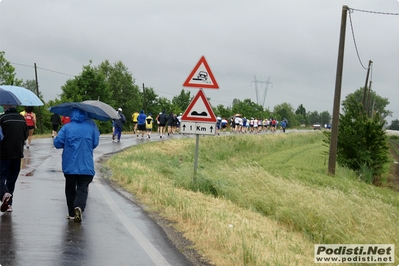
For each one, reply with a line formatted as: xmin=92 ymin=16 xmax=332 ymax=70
xmin=82 ymin=100 xmax=120 ymax=120
xmin=0 ymin=85 xmax=44 ymax=106
xmin=0 ymin=88 xmax=22 ymax=105
xmin=48 ymin=102 xmax=113 ymax=121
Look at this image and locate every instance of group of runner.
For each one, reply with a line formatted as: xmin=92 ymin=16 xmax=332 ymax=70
xmin=130 ymin=112 xmax=288 ymax=138
xmin=217 ymin=116 xmax=286 ymax=134
xmin=131 ymin=110 xmax=184 ymax=138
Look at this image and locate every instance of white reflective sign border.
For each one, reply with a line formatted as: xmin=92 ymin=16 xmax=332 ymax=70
xmin=180 ymin=121 xmax=217 ymax=135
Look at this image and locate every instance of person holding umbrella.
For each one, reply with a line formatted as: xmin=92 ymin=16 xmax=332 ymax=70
xmin=53 ymin=108 xmax=100 ymax=223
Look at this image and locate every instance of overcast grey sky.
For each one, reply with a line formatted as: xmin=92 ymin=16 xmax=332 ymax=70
xmin=1 ymin=0 xmax=398 ymax=122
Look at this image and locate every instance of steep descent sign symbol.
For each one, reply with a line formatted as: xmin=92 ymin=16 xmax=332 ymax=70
xmin=183 ymin=56 xmax=219 ymax=89
xmin=181 ymin=89 xmax=217 ymax=122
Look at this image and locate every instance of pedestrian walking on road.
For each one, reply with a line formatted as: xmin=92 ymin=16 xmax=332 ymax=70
xmin=132 ymin=110 xmax=139 ymax=135
xmin=145 ymin=113 xmax=153 ymax=138
xmin=22 ymin=106 xmax=36 ymax=149
xmin=50 ymin=113 xmax=61 ymax=138
xmin=281 ymin=119 xmax=287 ymax=133
xmin=54 ymin=108 xmax=100 ymax=223
xmin=112 ymin=108 xmax=126 ymax=142
xmin=167 ymin=112 xmax=174 ymax=136
xmin=0 ymin=105 xmax=29 ymax=212
xmin=157 ymin=110 xmax=168 ymax=138
xmin=136 ymin=110 xmax=146 ymax=138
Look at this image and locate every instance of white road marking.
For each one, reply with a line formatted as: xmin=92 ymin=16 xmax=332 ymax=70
xmin=93 ymin=178 xmax=171 ymax=266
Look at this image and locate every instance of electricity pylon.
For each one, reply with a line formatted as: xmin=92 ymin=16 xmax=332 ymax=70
xmin=250 ymin=75 xmax=273 ymax=109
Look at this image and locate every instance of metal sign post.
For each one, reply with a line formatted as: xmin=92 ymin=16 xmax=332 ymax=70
xmin=182 ymin=56 xmax=219 ymax=176
xmin=194 ymin=135 xmax=200 ymax=175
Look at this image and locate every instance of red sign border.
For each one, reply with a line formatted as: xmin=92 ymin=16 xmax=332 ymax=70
xmin=183 ymin=56 xmax=219 ymax=89
xmin=181 ymin=89 xmax=217 ymax=122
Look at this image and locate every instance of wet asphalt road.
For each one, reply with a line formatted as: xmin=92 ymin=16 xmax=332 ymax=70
xmin=0 ymin=133 xmax=195 ymax=266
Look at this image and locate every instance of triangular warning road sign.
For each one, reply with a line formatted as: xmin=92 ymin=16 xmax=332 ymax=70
xmin=181 ymin=89 xmax=217 ymax=122
xmin=183 ymin=56 xmax=219 ymax=89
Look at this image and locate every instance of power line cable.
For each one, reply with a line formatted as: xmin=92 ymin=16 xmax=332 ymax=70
xmin=347 ymin=9 xmax=368 ymax=70
xmin=347 ymin=7 xmax=399 ymax=70
xmin=10 ymin=62 xmax=75 ymax=77
xmin=349 ymin=8 xmax=399 ymax=16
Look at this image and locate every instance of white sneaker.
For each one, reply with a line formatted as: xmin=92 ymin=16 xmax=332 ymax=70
xmin=66 ymin=214 xmax=74 ymax=220
xmin=74 ymin=207 xmax=82 ymax=223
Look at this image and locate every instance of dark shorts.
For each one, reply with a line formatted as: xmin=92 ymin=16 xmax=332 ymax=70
xmin=138 ymin=124 xmax=146 ymax=131
xmin=52 ymin=124 xmax=59 ymax=131
xmin=28 ymin=126 xmax=35 ymax=130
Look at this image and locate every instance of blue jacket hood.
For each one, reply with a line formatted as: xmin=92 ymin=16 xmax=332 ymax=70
xmin=70 ymin=108 xmax=88 ymax=123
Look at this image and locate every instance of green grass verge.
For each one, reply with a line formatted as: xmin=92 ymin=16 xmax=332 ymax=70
xmin=106 ymin=132 xmax=399 ymax=265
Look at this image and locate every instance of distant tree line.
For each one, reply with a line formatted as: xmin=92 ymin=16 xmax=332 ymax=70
xmin=0 ymin=51 xmax=395 ymax=134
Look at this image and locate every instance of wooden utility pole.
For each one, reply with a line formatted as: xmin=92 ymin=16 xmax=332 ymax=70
xmin=361 ymin=60 xmax=373 ymax=109
xmin=142 ymin=83 xmax=146 ymax=114
xmin=366 ymin=80 xmax=372 ymax=117
xmin=328 ymin=5 xmax=348 ymax=175
xmin=34 ymin=63 xmax=43 ymax=134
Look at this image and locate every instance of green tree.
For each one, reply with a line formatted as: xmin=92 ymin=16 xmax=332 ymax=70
xmin=171 ymin=89 xmax=191 ymax=114
xmin=273 ymin=102 xmax=295 ymax=127
xmin=307 ymin=111 xmax=320 ymax=125
xmin=388 ymin=119 xmax=399 ymax=130
xmin=324 ymin=95 xmax=389 ymax=184
xmin=319 ymin=111 xmax=331 ymax=126
xmin=295 ymin=104 xmax=307 ymax=125
xmin=60 ymin=62 xmax=110 ymax=102
xmin=295 ymin=104 xmax=306 ymax=116
xmin=0 ymin=51 xmax=23 ymax=85
xmin=232 ymin=99 xmax=265 ymax=119
xmin=23 ymin=79 xmax=44 ymax=98
xmin=158 ymin=97 xmax=172 ymax=115
xmin=343 ymin=87 xmax=391 ymax=120
xmin=22 ymin=79 xmax=47 ymax=134
xmin=59 ymin=62 xmax=112 ymax=133
xmin=213 ymin=104 xmax=231 ymax=120
xmin=141 ymin=87 xmax=160 ymax=116
xmin=232 ymin=98 xmax=240 ymax=106
xmin=98 ymin=60 xmax=141 ymax=123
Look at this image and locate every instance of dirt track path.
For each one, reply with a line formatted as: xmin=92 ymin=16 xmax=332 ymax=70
xmin=388 ymin=138 xmax=399 ymax=191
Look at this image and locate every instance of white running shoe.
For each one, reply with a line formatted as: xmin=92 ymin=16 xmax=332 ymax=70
xmin=74 ymin=207 xmax=82 ymax=223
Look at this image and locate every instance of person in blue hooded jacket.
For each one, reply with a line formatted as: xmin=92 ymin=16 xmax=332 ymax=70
xmin=136 ymin=110 xmax=147 ymax=138
xmin=54 ymin=108 xmax=100 ymax=223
